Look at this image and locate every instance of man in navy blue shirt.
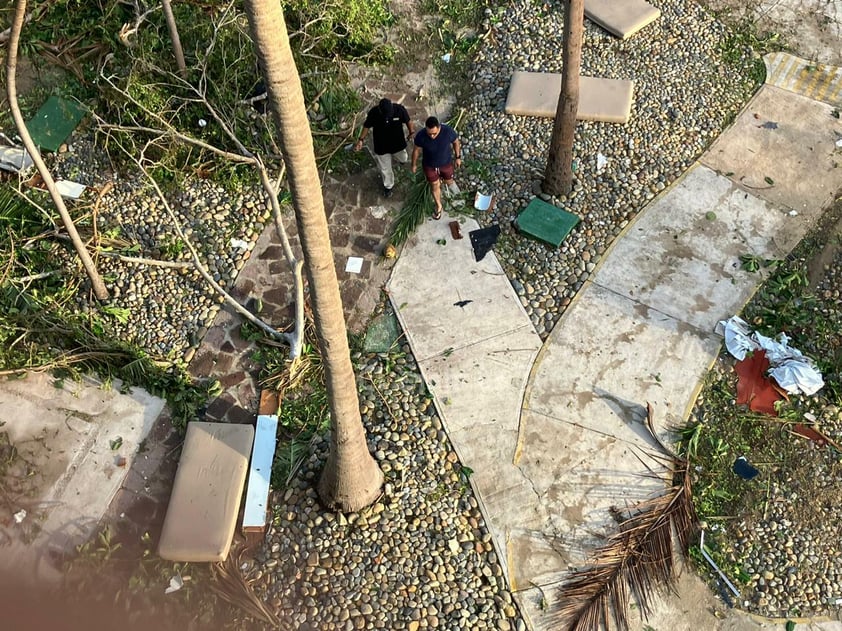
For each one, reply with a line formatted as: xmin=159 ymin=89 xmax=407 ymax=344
xmin=411 ymin=116 xmax=462 ymax=219
xmin=354 ymin=98 xmax=414 ymax=198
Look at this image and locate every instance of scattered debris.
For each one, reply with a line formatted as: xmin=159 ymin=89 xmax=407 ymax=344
xmin=700 ymin=530 xmax=741 ymax=599
xmin=469 ymin=225 xmax=501 ymax=262
xmin=733 ymin=456 xmax=759 ymax=480
xmin=716 ymin=316 xmax=824 ymax=395
xmin=165 ymin=574 xmax=184 ymax=594
xmin=345 ymin=257 xmax=363 ymax=274
xmin=734 ymin=349 xmax=787 ymax=415
xmin=790 ymin=423 xmax=842 ymax=451
xmin=230 ymin=238 xmax=250 ymax=250
xmin=109 ymin=436 xmax=123 ymax=450
xmin=453 ymin=299 xmax=473 ymax=308
xmin=596 ymin=152 xmax=608 ymax=172
xmin=55 ymin=180 xmax=86 ymax=199
xmin=13 ymin=509 xmax=26 ymax=524
xmin=0 ymin=144 xmax=33 ymax=174
xmin=474 ymin=192 xmax=494 ymax=212
xmin=759 ymin=121 xmax=778 ymax=129
xmin=441 ymin=52 xmax=452 ymax=63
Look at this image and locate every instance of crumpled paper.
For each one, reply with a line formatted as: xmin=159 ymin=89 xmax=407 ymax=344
xmin=715 ymin=315 xmax=824 ymax=396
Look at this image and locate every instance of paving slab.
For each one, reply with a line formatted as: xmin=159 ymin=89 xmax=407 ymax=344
xmin=764 ymin=52 xmax=842 ymax=107
xmin=592 ymin=164 xmax=795 ymax=331
xmin=387 ymin=212 xmax=535 ymax=361
xmin=387 ymin=210 xmax=542 ymax=587
xmin=584 ymin=0 xmax=661 ymax=39
xmin=505 ymin=72 xmax=634 ymax=123
xmin=0 ymin=372 xmax=163 ymax=583
xmin=702 ymin=84 xmax=842 ymax=216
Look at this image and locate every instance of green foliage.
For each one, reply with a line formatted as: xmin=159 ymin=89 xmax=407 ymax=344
xmin=389 ymin=172 xmax=435 ymax=246
xmin=719 ymin=18 xmax=783 ymax=84
xmin=283 ymin=0 xmax=395 ymax=60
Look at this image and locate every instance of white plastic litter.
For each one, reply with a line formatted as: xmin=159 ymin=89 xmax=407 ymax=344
xmin=55 ymin=180 xmax=86 ymax=199
xmin=345 ymin=257 xmax=363 ymax=274
xmin=0 ymin=145 xmax=33 ymax=173
xmin=716 ymin=315 xmax=824 ymax=395
xmin=13 ymin=509 xmax=26 ymax=524
xmin=441 ymin=53 xmax=452 ymax=63
xmin=474 ymin=192 xmax=493 ymax=211
xmin=597 ymin=152 xmax=608 ymax=172
xmin=165 ymin=575 xmax=183 ymax=594
xmin=230 ymin=238 xmax=250 ymax=250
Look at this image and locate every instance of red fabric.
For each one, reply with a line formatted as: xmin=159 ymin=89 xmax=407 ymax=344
xmin=735 ymin=350 xmax=786 ymax=415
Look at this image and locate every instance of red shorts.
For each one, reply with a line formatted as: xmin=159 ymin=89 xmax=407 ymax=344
xmin=423 ymin=163 xmax=454 ymax=183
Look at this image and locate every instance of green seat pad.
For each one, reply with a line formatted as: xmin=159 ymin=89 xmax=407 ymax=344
xmin=516 ymin=197 xmax=580 ymax=247
xmin=25 ymin=96 xmax=87 ymax=152
xmin=363 ymin=311 xmax=401 ymax=353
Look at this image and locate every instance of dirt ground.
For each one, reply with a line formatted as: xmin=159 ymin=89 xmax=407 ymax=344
xmin=701 ymin=0 xmax=842 ymax=65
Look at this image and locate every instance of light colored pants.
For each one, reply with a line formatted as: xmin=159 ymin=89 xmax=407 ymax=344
xmin=373 ymin=148 xmax=408 ymax=189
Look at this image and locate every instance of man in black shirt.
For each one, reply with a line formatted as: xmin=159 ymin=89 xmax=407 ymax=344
xmin=354 ymin=98 xmax=414 ymax=198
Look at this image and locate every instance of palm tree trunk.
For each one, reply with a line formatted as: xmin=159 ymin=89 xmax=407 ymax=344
xmin=6 ymin=0 xmax=109 ymax=300
xmin=242 ymin=0 xmax=382 ymax=512
xmin=544 ymin=0 xmax=585 ymax=197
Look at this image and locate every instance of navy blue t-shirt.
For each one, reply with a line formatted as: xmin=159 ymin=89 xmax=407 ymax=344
xmin=414 ymin=124 xmax=458 ymax=168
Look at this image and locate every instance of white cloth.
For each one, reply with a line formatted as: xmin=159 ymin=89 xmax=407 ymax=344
xmin=716 ymin=315 xmax=824 ymax=396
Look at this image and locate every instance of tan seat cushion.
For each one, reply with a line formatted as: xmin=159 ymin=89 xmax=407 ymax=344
xmin=585 ymin=0 xmax=661 ymax=39
xmin=158 ymin=422 xmax=254 ymax=562
xmin=505 ymin=72 xmax=634 ymax=123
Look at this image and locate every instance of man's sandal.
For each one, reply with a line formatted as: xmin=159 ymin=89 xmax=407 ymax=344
xmin=433 ymin=207 xmax=442 ymax=220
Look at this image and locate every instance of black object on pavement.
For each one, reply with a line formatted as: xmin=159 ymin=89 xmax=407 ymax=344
xmin=469 ymin=224 xmax=501 ymax=262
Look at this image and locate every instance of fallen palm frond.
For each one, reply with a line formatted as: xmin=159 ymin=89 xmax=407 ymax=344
xmin=210 ymin=548 xmax=288 ymax=629
xmin=388 ymin=171 xmax=434 ymax=247
xmin=552 ymin=405 xmax=697 ymax=631
xmin=259 ymin=304 xmax=323 ymax=396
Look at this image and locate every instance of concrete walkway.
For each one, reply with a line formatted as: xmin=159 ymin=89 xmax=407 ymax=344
xmin=388 ymin=57 xmax=842 ymax=631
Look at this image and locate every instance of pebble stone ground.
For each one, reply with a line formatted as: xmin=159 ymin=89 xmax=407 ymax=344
xmin=42 ymin=0 xmax=804 ymax=628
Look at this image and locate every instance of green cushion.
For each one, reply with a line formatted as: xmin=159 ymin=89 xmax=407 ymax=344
xmin=25 ymin=96 xmax=87 ymax=152
xmin=516 ymin=197 xmax=580 ymax=247
xmin=363 ymin=311 xmax=401 ymax=353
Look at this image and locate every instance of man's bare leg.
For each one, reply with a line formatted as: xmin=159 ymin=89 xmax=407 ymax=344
xmin=431 ymin=180 xmax=443 ymax=218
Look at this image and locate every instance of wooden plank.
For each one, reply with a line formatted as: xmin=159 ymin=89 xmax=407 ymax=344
xmin=242 ymin=415 xmax=278 ymax=534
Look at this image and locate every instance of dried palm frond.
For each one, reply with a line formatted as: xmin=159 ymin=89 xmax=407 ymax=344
xmin=210 ymin=548 xmax=288 ymax=629
xmin=551 ymin=405 xmax=697 ymax=631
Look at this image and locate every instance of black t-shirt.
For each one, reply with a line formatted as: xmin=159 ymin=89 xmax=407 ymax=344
xmin=363 ymin=103 xmax=410 ymax=155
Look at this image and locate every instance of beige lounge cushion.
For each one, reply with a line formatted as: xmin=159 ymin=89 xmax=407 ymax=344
xmin=585 ymin=0 xmax=661 ymax=39
xmin=158 ymin=422 xmax=254 ymax=562
xmin=505 ymin=72 xmax=634 ymax=123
